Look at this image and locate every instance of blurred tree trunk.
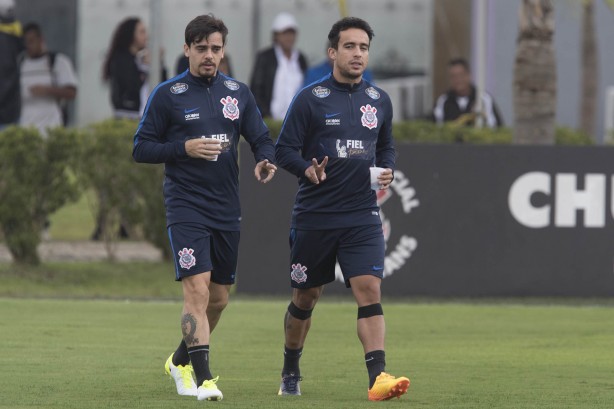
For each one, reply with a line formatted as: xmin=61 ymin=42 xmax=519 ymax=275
xmin=580 ymin=0 xmax=597 ymax=140
xmin=513 ymin=0 xmax=556 ymax=144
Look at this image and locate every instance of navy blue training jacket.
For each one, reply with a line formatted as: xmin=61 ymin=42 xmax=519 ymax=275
xmin=275 ymin=74 xmax=396 ymax=230
xmin=133 ymin=70 xmax=275 ymax=231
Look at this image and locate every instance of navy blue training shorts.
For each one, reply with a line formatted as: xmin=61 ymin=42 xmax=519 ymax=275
xmin=288 ymin=224 xmax=385 ymax=288
xmin=168 ymin=223 xmax=239 ymax=284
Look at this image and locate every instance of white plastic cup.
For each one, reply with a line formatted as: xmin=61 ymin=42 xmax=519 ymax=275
xmin=201 ymin=137 xmax=222 ymax=161
xmin=369 ymin=167 xmax=385 ymax=190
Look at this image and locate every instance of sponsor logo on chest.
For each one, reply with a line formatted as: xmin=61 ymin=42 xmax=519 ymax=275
xmin=336 ymin=139 xmax=367 ymax=158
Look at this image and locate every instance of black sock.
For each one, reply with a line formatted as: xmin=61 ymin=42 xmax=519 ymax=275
xmin=172 ymin=339 xmax=190 ymax=366
xmin=366 ymin=350 xmax=386 ymax=388
xmin=282 ymin=346 xmax=303 ymax=376
xmin=188 ymin=345 xmax=213 ymax=387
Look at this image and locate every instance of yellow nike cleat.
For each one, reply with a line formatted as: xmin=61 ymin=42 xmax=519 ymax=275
xmin=164 ymin=354 xmax=197 ymax=396
xmin=197 ymin=376 xmax=223 ymax=401
xmin=368 ymin=372 xmax=410 ymax=401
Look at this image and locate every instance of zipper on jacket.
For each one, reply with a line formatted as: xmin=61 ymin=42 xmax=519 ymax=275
xmin=348 ymin=92 xmax=355 ymax=125
xmin=206 ymin=87 xmax=215 ymax=116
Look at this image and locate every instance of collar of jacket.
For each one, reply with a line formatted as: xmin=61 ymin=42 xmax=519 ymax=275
xmin=327 ymin=73 xmax=366 ymax=93
xmin=186 ymin=70 xmax=222 ymax=87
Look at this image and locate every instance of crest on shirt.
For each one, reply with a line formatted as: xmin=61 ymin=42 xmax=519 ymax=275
xmin=224 ymin=80 xmax=240 ymax=91
xmin=365 ymin=87 xmax=380 ymax=100
xmin=178 ymin=248 xmax=196 ymax=270
xmin=290 ymin=263 xmax=308 ymax=284
xmin=220 ymin=96 xmax=240 ymax=121
xmin=312 ymin=86 xmax=331 ymax=98
xmin=360 ymin=104 xmax=378 ymax=129
xmin=170 ymin=83 xmax=188 ymax=94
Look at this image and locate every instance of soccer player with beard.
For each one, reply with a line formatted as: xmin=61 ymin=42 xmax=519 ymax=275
xmin=275 ymin=17 xmax=410 ymax=401
xmin=133 ymin=14 xmax=277 ymax=401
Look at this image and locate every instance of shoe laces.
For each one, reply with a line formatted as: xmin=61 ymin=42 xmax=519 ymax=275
xmin=282 ymin=374 xmax=302 ymax=393
xmin=201 ymin=376 xmax=220 ymax=389
xmin=177 ymin=364 xmax=195 ymax=388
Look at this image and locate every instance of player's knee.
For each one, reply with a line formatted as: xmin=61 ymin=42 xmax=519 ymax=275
xmin=287 ymin=301 xmax=313 ymax=320
xmin=357 ymin=303 xmax=384 ymax=319
xmin=207 ymin=297 xmax=228 ymax=314
xmin=354 ymin=281 xmax=381 ymax=305
xmin=293 ymin=287 xmax=321 ymax=310
xmin=182 ymin=279 xmax=210 ymax=305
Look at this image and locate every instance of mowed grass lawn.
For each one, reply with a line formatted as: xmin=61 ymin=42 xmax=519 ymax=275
xmin=1 ymin=298 xmax=613 ymax=409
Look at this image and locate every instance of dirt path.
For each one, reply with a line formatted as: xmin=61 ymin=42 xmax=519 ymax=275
xmin=0 ymin=241 xmax=163 ymax=263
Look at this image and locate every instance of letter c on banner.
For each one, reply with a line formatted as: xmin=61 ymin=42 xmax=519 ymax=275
xmin=508 ymin=172 xmax=551 ymax=228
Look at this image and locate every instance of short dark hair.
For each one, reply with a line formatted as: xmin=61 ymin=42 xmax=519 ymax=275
xmin=448 ymin=58 xmax=470 ymax=72
xmin=328 ymin=17 xmax=374 ymax=50
xmin=23 ymin=22 xmax=42 ymax=37
xmin=185 ymin=14 xmax=228 ymax=46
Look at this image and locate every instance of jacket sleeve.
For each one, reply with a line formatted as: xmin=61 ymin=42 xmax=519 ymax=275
xmin=132 ymin=87 xmax=187 ymax=163
xmin=249 ymin=51 xmax=271 ymax=118
xmin=241 ymin=89 xmax=275 ymax=163
xmin=274 ymin=92 xmax=312 ymax=178
xmin=375 ymin=96 xmax=396 ymax=170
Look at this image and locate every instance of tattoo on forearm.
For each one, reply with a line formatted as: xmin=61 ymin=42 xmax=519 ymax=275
xmin=181 ymin=313 xmax=200 ymax=345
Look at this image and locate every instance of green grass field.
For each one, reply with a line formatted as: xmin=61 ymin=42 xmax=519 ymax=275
xmin=1 ymin=297 xmax=613 ymax=409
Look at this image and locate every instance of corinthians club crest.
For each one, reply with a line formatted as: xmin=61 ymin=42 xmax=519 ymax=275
xmin=360 ymin=104 xmax=378 ymax=129
xmin=178 ymin=248 xmax=196 ymax=270
xmin=220 ymin=96 xmax=240 ymax=121
xmin=290 ymin=263 xmax=308 ymax=283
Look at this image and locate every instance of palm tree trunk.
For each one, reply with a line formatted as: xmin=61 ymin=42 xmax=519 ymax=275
xmin=513 ymin=0 xmax=556 ymax=144
xmin=580 ymin=0 xmax=597 ymax=140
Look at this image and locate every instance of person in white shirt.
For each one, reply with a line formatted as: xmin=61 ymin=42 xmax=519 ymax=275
xmin=19 ymin=22 xmax=77 ymax=136
xmin=250 ymin=12 xmax=307 ymax=120
xmin=432 ymin=58 xmax=503 ymax=128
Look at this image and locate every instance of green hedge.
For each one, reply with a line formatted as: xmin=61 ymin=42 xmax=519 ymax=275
xmin=0 ymin=119 xmax=595 ymax=264
xmin=0 ymin=126 xmax=81 ymax=264
xmin=75 ymin=119 xmax=169 ymax=260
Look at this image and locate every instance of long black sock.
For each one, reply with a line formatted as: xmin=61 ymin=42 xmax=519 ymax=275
xmin=366 ymin=350 xmax=386 ymax=388
xmin=282 ymin=346 xmax=303 ymax=376
xmin=188 ymin=345 xmax=213 ymax=387
xmin=172 ymin=339 xmax=190 ymax=366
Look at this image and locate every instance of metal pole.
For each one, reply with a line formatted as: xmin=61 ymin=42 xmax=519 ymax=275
xmin=148 ymin=0 xmax=162 ymax=91
xmin=474 ymin=0 xmax=487 ymax=128
xmin=252 ymin=0 xmax=261 ymax=60
xmin=338 ymin=0 xmax=348 ymax=17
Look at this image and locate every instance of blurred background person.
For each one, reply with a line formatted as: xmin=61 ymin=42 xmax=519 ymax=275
xmin=102 ymin=17 xmax=166 ymax=120
xmin=19 ymin=22 xmax=77 ymax=137
xmin=0 ymin=0 xmax=22 ymax=130
xmin=250 ymin=12 xmax=306 ymax=119
xmin=432 ymin=57 xmax=503 ymax=128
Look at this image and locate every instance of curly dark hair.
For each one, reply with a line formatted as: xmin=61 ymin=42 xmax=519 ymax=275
xmin=102 ymin=17 xmax=141 ymax=81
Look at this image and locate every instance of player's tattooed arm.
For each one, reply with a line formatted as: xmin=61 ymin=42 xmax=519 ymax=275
xmin=181 ymin=313 xmax=200 ymax=346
